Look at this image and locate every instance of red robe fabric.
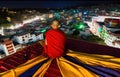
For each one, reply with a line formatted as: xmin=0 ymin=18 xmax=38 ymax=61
xmin=44 ymin=29 xmax=66 ymax=58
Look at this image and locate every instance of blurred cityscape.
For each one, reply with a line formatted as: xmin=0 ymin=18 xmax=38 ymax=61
xmin=0 ymin=3 xmax=120 ymax=58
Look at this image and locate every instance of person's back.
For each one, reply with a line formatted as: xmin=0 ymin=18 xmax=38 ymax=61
xmin=44 ymin=20 xmax=66 ymax=58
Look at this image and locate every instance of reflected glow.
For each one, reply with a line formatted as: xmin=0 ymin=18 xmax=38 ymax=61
xmin=14 ymin=23 xmax=23 ymax=29
xmin=23 ymin=16 xmax=40 ymax=24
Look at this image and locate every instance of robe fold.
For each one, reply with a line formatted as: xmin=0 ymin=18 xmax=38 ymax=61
xmin=44 ymin=29 xmax=66 ymax=58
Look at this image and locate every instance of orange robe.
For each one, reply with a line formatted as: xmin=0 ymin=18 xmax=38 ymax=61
xmin=44 ymin=29 xmax=66 ymax=58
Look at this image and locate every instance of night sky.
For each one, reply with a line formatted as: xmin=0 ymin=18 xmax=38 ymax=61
xmin=0 ymin=1 xmax=119 ymax=9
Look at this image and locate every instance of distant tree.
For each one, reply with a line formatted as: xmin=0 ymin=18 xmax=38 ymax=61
xmin=11 ymin=12 xmax=22 ymax=23
xmin=0 ymin=23 xmax=13 ymax=28
xmin=0 ymin=10 xmax=13 ymax=27
xmin=72 ymin=29 xmax=80 ymax=36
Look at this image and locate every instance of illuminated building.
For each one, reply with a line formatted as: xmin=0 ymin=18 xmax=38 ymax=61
xmin=104 ymin=31 xmax=120 ymax=48
xmin=87 ymin=16 xmax=120 ymax=36
xmin=86 ymin=16 xmax=120 ymax=48
xmin=0 ymin=27 xmax=4 ymax=35
xmin=48 ymin=14 xmax=54 ymax=18
xmin=13 ymin=32 xmax=44 ymax=44
xmin=0 ymin=38 xmax=16 ymax=56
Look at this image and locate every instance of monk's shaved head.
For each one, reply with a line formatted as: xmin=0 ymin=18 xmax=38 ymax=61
xmin=51 ymin=20 xmax=60 ymax=29
xmin=52 ymin=20 xmax=60 ymax=26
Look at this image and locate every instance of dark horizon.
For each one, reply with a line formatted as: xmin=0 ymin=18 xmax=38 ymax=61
xmin=0 ymin=1 xmax=120 ymax=9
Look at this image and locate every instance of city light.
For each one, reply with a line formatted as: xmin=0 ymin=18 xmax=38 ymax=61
xmin=40 ymin=29 xmax=46 ymax=33
xmin=14 ymin=23 xmax=22 ymax=29
xmin=73 ymin=22 xmax=86 ymax=30
xmin=23 ymin=16 xmax=40 ymax=24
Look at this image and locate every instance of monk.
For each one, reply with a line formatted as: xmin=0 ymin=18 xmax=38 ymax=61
xmin=43 ymin=19 xmax=66 ymax=58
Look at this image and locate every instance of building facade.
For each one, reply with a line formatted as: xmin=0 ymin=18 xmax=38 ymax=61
xmin=13 ymin=33 xmax=44 ymax=44
xmin=0 ymin=38 xmax=16 ymax=56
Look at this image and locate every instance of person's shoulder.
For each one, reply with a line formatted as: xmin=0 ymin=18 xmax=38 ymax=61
xmin=46 ymin=29 xmax=53 ymax=34
xmin=59 ymin=29 xmax=65 ymax=34
xmin=47 ymin=29 xmax=63 ymax=33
